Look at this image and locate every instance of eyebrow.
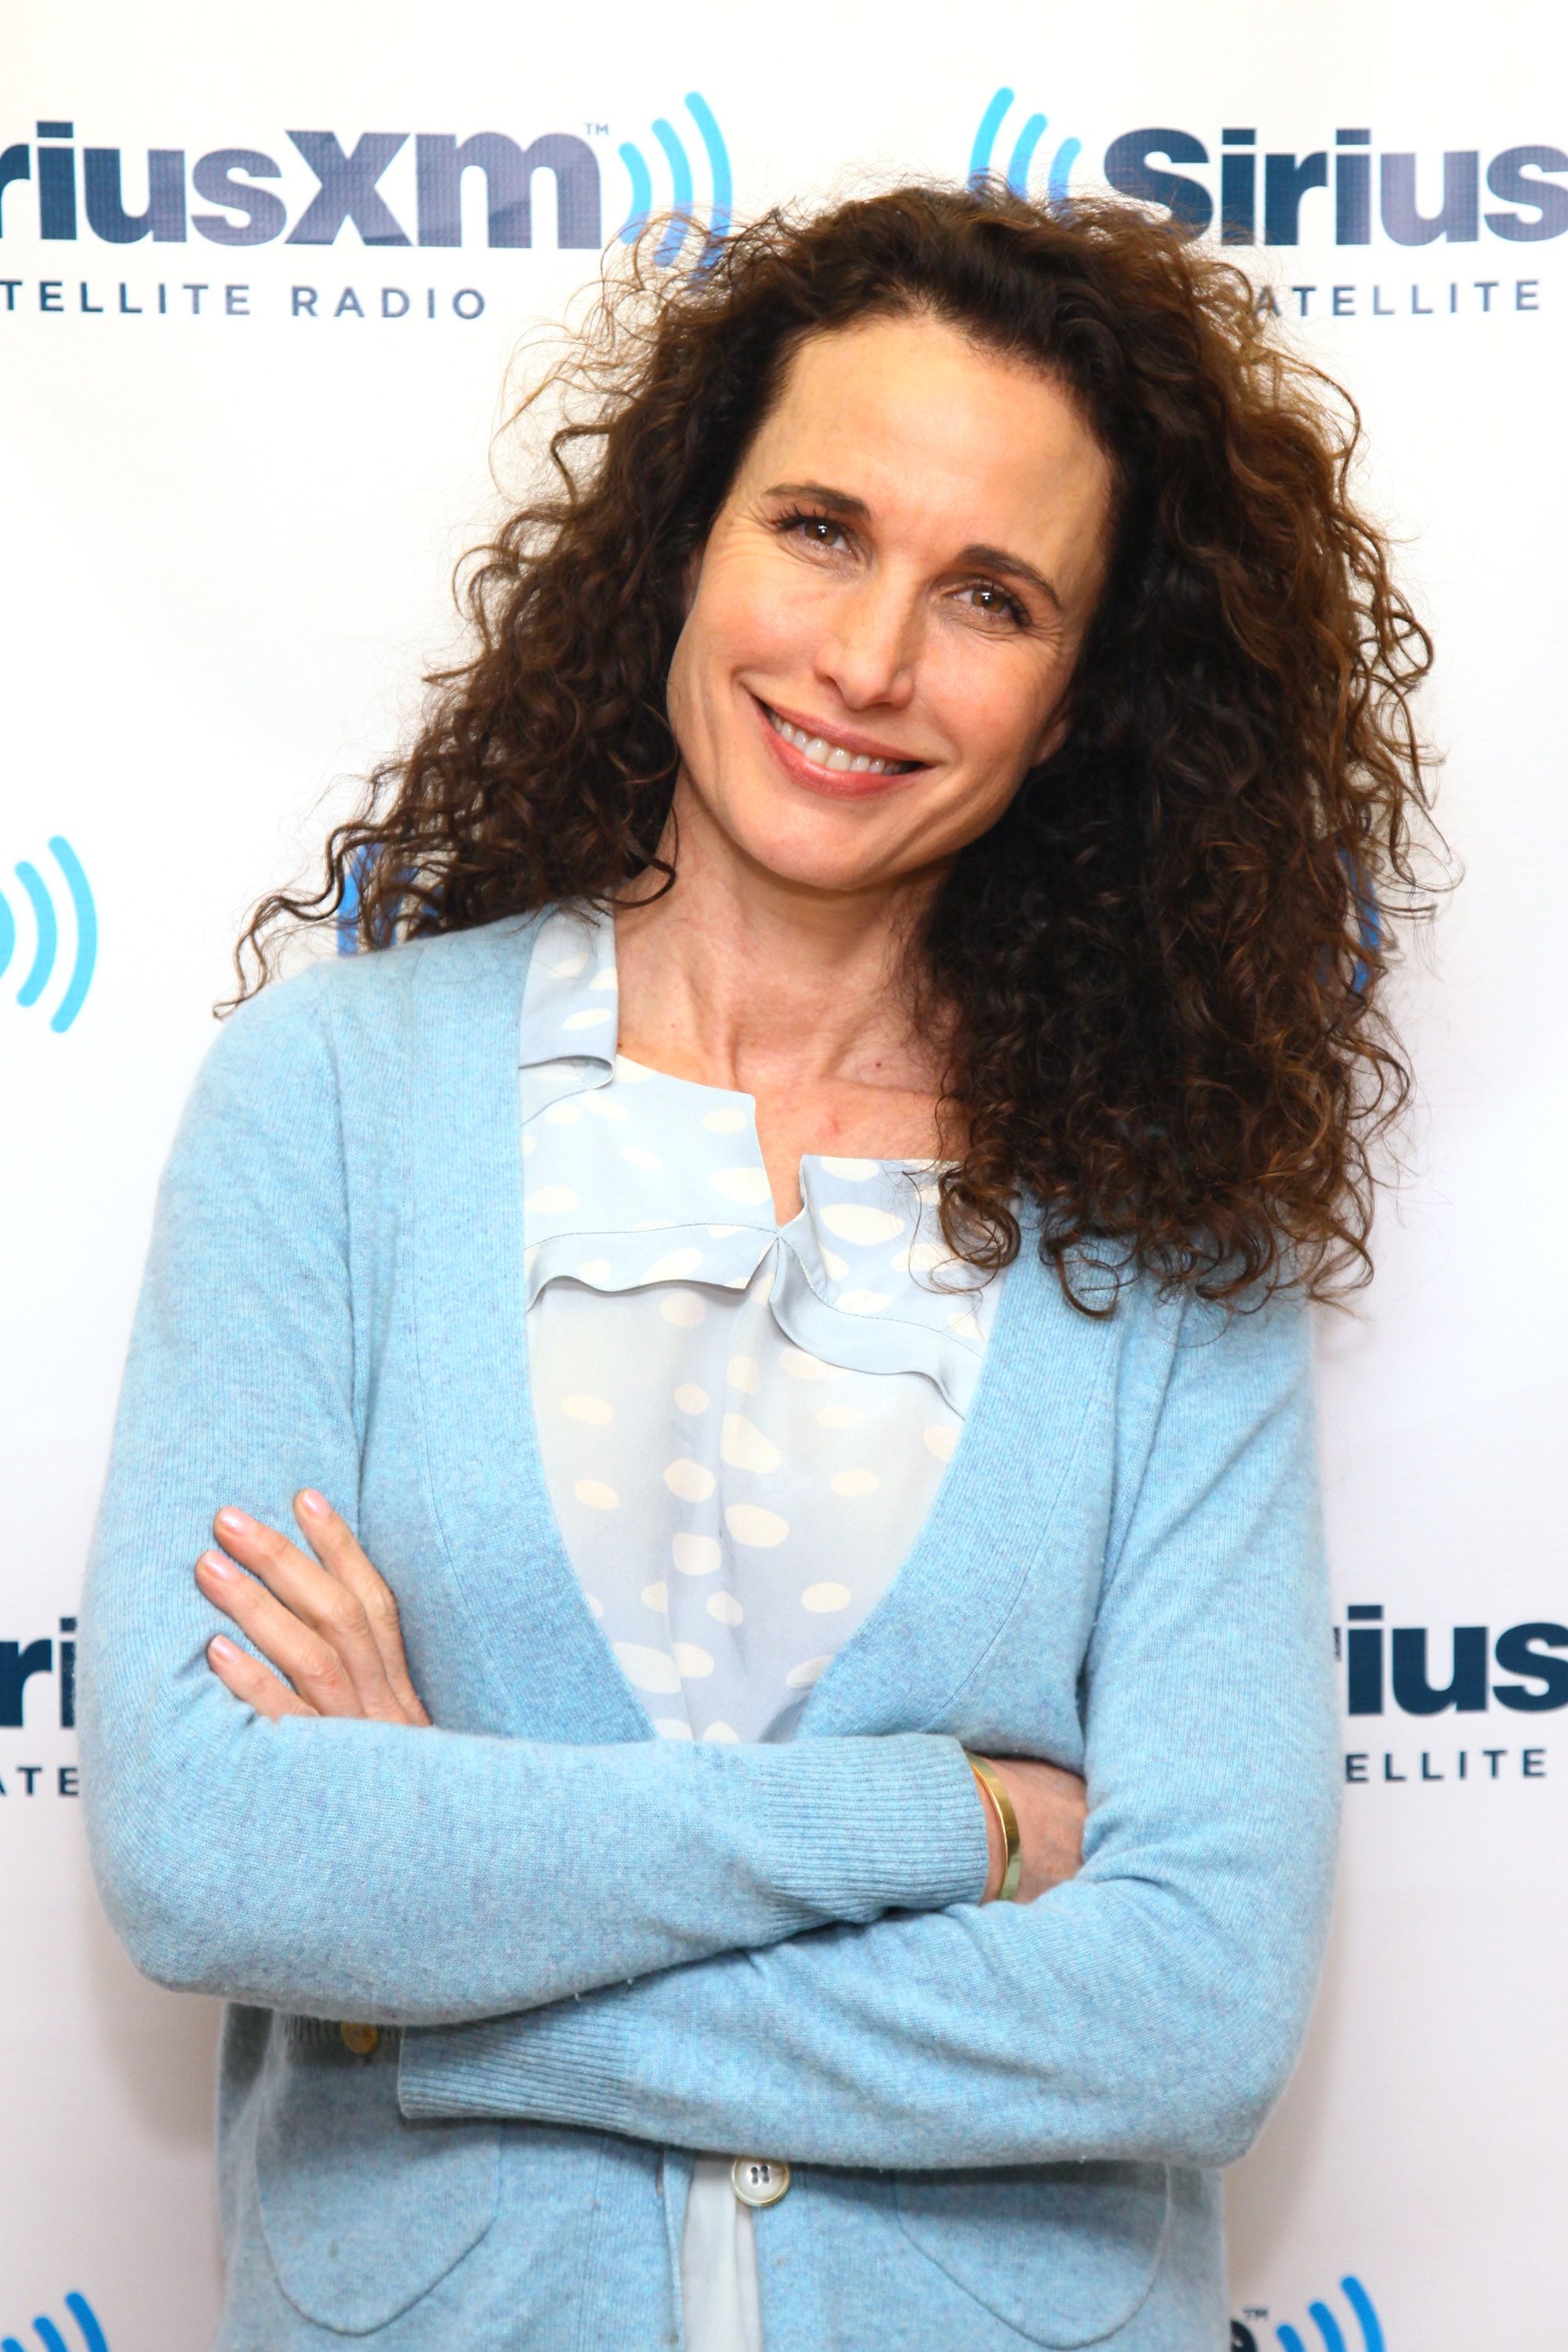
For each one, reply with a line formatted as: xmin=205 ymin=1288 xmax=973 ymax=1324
xmin=761 ymin=479 xmax=1065 ymax=614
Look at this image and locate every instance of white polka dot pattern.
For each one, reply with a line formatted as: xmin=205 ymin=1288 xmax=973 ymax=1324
xmin=709 ymin=1165 xmax=774 ymax=1207
xmin=525 ymin=1185 xmax=579 ymax=1215
xmin=659 ymin=1294 xmax=706 ymax=1328
xmin=615 ymin=1642 xmax=681 ymax=1693
xmin=720 ymin=1414 xmax=781 ymax=1473
xmin=724 ymin=1502 xmax=789 ymax=1548
xmin=520 ymin=904 xmax=1005 ymax=1744
xmin=664 ymin=1458 xmax=716 ymax=1501
xmin=829 ymin=1468 xmax=879 ymax=1497
xmin=819 ymin=1203 xmax=906 ymax=1247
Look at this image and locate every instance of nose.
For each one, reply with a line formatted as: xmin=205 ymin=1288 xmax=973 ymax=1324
xmin=811 ymin=571 xmax=919 ymax=713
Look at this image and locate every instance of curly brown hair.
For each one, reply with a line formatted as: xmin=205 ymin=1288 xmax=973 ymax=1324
xmin=231 ymin=177 xmax=1440 ymax=1308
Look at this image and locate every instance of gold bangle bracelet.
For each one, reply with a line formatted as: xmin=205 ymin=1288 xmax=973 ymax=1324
xmin=965 ymin=1752 xmax=1022 ymax=1903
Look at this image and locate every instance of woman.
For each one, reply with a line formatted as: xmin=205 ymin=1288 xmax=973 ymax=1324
xmin=80 ymin=181 xmax=1432 ymax=2350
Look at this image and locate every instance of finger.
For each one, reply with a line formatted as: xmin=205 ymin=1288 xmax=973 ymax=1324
xmin=211 ymin=1508 xmax=402 ymax=1719
xmin=196 ymin=1548 xmax=368 ymax=1719
xmin=205 ymin=1632 xmax=318 ymax=1722
xmin=292 ymin=1490 xmax=430 ymax=1726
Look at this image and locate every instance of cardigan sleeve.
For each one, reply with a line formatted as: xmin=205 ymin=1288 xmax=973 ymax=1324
xmin=78 ymin=960 xmax=988 ymax=2025
xmin=398 ymin=1284 xmax=1341 ymax=2169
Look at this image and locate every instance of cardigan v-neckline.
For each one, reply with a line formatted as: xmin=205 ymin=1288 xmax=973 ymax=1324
xmin=405 ymin=909 xmax=1116 ymax=1745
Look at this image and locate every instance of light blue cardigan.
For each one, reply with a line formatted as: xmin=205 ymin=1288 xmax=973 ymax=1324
xmin=79 ymin=909 xmax=1339 ymax=2352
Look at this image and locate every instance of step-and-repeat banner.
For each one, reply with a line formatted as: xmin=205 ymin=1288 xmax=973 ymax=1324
xmin=5 ymin=2 xmax=1564 ymax=2345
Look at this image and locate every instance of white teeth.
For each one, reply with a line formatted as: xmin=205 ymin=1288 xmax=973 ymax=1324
xmin=765 ymin=706 xmax=910 ymax=775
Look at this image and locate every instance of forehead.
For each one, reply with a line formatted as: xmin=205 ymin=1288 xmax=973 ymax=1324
xmin=739 ymin=311 xmax=1113 ymax=557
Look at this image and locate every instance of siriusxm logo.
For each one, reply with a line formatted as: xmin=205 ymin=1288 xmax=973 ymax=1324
xmin=970 ymin=89 xmax=1081 ymax=209
xmin=2 ymin=1621 xmax=75 ymax=1729
xmin=3 ymin=836 xmax=95 ymax=1033
xmin=1104 ymin=124 xmax=1565 ymax=246
xmin=967 ymin=94 xmax=1564 ymax=247
xmin=0 ymin=97 xmax=729 ymax=264
xmin=1 ymin=2288 xmax=109 ymax=2352
xmin=1340 ymin=1607 xmax=1568 ymax=1715
xmin=1234 ymin=2272 xmax=1384 ymax=2352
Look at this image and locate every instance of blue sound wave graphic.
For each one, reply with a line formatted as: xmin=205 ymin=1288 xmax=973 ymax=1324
xmin=1275 ymin=2275 xmax=1384 ymax=2352
xmin=619 ymin=91 xmax=731 ymax=269
xmin=336 ymin=843 xmax=372 ymax=954
xmin=2 ymin=2290 xmax=111 ymax=2352
xmin=969 ymin=86 xmax=1081 ymax=209
xmin=1352 ymin=877 xmax=1382 ymax=1000
xmin=336 ymin=845 xmax=423 ymax=953
xmin=0 ymin=837 xmax=96 ymax=1032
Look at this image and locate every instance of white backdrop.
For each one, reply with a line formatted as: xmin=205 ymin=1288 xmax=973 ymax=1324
xmin=5 ymin=3 xmax=1566 ymax=2347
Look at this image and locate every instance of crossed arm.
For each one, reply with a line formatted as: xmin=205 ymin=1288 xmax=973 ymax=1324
xmin=192 ymin=1490 xmax=1087 ymax=1907
xmin=79 ymin=964 xmax=1339 ymax=2171
xmin=191 ymin=1300 xmax=1338 ymax=2173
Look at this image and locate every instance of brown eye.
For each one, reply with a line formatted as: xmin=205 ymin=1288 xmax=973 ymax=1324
xmin=776 ymin=509 xmax=849 ymax=552
xmin=960 ymin=582 xmax=1027 ymax=626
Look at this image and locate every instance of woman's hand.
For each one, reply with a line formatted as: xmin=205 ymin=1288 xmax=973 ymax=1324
xmin=972 ymin=1755 xmax=1087 ymax=1904
xmin=194 ymin=1489 xmax=430 ymax=1726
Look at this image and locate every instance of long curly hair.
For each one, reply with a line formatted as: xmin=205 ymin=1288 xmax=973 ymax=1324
xmin=231 ymin=178 xmax=1440 ymax=1308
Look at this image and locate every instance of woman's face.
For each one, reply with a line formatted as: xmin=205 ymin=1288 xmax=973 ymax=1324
xmin=664 ymin=310 xmax=1115 ymax=898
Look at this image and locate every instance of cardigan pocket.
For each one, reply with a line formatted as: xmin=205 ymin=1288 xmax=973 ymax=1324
xmin=255 ymin=2016 xmax=501 ymax=2335
xmin=894 ymin=2160 xmax=1171 ymax=2347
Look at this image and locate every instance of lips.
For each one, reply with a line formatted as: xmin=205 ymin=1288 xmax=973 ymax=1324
xmin=762 ymin=702 xmax=920 ymax=775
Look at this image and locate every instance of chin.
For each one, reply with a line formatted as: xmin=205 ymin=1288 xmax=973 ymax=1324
xmin=718 ymin=790 xmax=920 ymax=896
xmin=743 ymin=834 xmax=894 ymax=895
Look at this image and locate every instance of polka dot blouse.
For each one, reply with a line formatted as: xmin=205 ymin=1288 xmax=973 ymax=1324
xmin=520 ymin=901 xmax=1008 ymax=1749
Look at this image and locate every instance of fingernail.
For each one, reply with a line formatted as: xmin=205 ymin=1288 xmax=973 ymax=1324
xmin=216 ymin=1507 xmax=255 ymax=1537
xmin=198 ymin=1550 xmax=234 ymax=1579
xmin=297 ymin=1489 xmax=328 ymax=1517
xmin=209 ymin=1635 xmax=240 ymax=1660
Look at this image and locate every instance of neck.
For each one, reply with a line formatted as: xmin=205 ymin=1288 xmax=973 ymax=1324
xmin=612 ymin=783 xmax=950 ymax=1098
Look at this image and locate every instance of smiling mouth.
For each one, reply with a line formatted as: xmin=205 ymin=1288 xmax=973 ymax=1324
xmin=759 ymin=699 xmax=924 ymax=776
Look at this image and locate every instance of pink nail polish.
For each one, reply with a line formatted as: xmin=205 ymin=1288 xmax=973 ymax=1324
xmin=209 ymin=1635 xmax=239 ymax=1660
xmin=216 ymin=1507 xmax=254 ymax=1537
xmin=198 ymin=1550 xmax=234 ymax=1578
xmin=298 ymin=1490 xmax=328 ymax=1516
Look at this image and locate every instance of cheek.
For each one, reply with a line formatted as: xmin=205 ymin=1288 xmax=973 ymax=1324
xmin=932 ymin=648 xmax=1059 ymax=777
xmin=667 ymin=592 xmax=782 ymax=794
xmin=665 ymin=593 xmax=735 ymax=755
xmin=701 ymin=538 xmax=829 ymax=677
